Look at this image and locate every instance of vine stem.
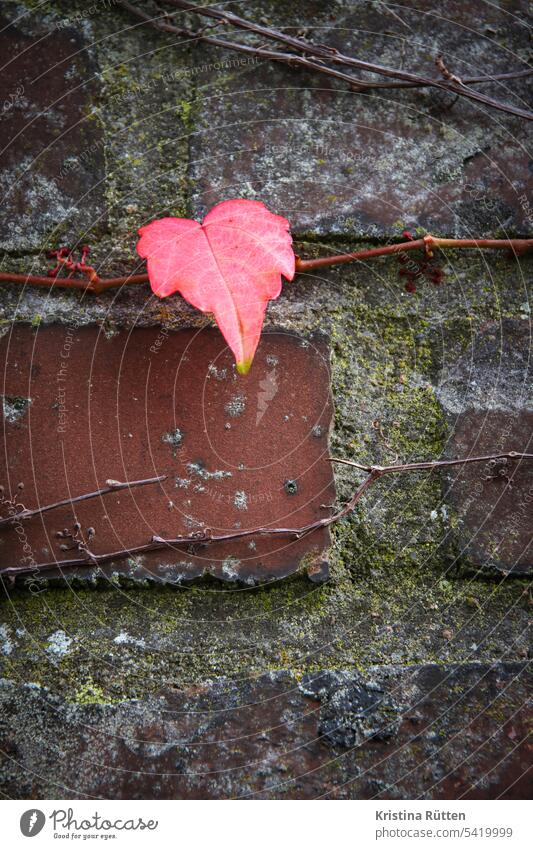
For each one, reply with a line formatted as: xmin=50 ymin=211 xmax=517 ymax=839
xmin=0 ymin=271 xmax=148 ymax=295
xmin=1 ymin=451 xmax=531 ymax=582
xmin=0 ymin=475 xmax=167 ymax=530
xmin=295 ymin=235 xmax=533 ymax=272
xmin=118 ymin=0 xmax=533 ymax=121
xmin=1 ymin=235 xmax=531 ymax=295
xmin=327 ymin=450 xmax=533 ymax=474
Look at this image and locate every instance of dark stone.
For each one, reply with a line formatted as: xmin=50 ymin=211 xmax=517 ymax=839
xmin=0 ymin=324 xmax=334 ymax=585
xmin=0 ymin=10 xmax=105 ymax=250
xmin=301 ymin=670 xmax=403 ymax=747
xmin=0 ymin=663 xmax=529 ymax=799
xmin=438 ymin=320 xmax=533 ymax=574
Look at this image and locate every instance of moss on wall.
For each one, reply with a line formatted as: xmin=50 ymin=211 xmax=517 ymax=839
xmin=1 ymin=0 xmax=531 ymax=703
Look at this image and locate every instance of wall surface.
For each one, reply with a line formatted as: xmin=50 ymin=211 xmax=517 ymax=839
xmin=0 ymin=0 xmax=531 ymax=799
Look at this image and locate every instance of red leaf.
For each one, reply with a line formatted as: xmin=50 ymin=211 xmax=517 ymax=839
xmin=137 ymin=199 xmax=295 ymax=374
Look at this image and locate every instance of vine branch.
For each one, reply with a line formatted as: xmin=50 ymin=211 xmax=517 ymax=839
xmin=1 ymin=235 xmax=531 ymax=295
xmin=117 ymin=0 xmax=533 ymax=121
xmin=1 ymin=451 xmax=531 ymax=582
xmin=0 ymin=475 xmax=167 ymax=530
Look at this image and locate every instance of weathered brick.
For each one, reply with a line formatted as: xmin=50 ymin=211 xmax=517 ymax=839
xmin=438 ymin=320 xmax=533 ymax=574
xmin=0 ymin=663 xmax=529 ymax=799
xmin=0 ymin=9 xmax=105 ymax=250
xmin=0 ymin=324 xmax=334 ymax=585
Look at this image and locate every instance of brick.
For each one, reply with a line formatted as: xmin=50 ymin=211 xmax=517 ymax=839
xmin=438 ymin=320 xmax=533 ymax=574
xmin=0 ymin=10 xmax=105 ymax=250
xmin=0 ymin=324 xmax=334 ymax=585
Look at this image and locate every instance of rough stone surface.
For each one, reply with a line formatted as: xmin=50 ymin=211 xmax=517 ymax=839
xmin=0 ymin=663 xmax=530 ymax=799
xmin=442 ymin=409 xmax=533 ymax=574
xmin=438 ymin=319 xmax=533 ymax=574
xmin=0 ymin=6 xmax=105 ymax=251
xmin=188 ymin=1 xmax=532 ymax=237
xmin=0 ymin=0 xmax=531 ymax=800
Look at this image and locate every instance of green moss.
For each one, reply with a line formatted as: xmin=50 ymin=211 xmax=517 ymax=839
xmin=3 ymin=246 xmax=530 ymax=699
xmin=178 ymin=99 xmax=193 ymax=127
xmin=2 ymin=3 xmax=531 ymax=703
xmin=2 ymin=561 xmax=529 ymax=702
xmin=73 ymin=679 xmax=108 ymax=705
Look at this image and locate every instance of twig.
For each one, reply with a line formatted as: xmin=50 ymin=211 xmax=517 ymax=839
xmin=1 ymin=452 xmax=531 ymax=581
xmin=295 ymin=235 xmax=533 ymax=272
xmin=162 ymin=1 xmax=532 ymax=89
xmin=0 ymin=270 xmax=149 ymax=295
xmin=341 ymin=67 xmax=533 ymax=99
xmin=0 ymin=475 xmax=167 ymax=529
xmin=435 ymin=55 xmax=463 ymax=87
xmin=328 ymin=450 xmax=533 ymax=474
xmin=126 ymin=0 xmax=533 ymax=120
xmin=116 ymin=0 xmax=403 ymax=93
xmin=1 ymin=235 xmax=531 ymax=294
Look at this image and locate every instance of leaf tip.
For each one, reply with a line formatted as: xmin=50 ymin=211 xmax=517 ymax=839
xmin=236 ymin=357 xmax=253 ymax=376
